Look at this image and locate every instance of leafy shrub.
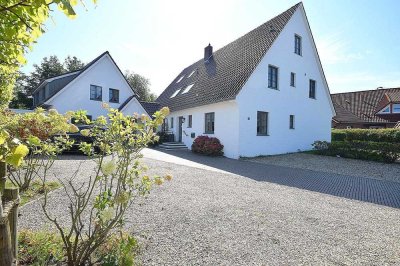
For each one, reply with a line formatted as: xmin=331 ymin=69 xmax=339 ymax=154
xmin=313 ymin=140 xmax=400 ymax=163
xmin=19 ymin=230 xmax=139 ymax=266
xmin=332 ymin=128 xmax=400 ymax=143
xmin=19 ymin=229 xmax=64 ymax=265
xmin=191 ymin=136 xmax=224 ymax=156
xmin=312 ymin=141 xmax=329 ymax=150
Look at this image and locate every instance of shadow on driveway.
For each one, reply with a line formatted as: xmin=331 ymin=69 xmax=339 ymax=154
xmin=150 ymin=148 xmax=400 ymax=209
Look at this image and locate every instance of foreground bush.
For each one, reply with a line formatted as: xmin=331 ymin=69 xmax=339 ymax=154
xmin=191 ymin=136 xmax=224 ymax=156
xmin=332 ymin=128 xmax=400 ymax=143
xmin=313 ymin=140 xmax=400 ymax=163
xmin=18 ymin=229 xmax=139 ymax=266
xmin=40 ymin=107 xmax=170 ymax=266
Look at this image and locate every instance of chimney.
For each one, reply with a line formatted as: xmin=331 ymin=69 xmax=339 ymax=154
xmin=204 ymin=43 xmax=213 ymax=62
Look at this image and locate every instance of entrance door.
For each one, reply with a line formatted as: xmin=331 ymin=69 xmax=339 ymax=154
xmin=178 ymin=116 xmax=184 ymax=142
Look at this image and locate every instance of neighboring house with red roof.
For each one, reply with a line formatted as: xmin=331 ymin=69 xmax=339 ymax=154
xmin=331 ymin=87 xmax=400 ymax=129
xmin=31 ymin=51 xmax=150 ymax=119
xmin=156 ymin=3 xmax=335 ymax=159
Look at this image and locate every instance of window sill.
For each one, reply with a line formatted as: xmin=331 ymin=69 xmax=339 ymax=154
xmin=268 ymin=87 xmax=279 ymax=90
xmin=90 ymin=98 xmax=102 ymax=101
xmin=309 ymin=97 xmax=316 ymax=100
xmin=109 ymin=101 xmax=119 ymax=104
xmin=204 ymin=132 xmax=214 ymax=134
xmin=257 ymin=134 xmax=269 ymax=136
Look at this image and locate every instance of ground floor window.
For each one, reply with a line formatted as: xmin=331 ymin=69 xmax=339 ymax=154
xmin=205 ymin=112 xmax=215 ymax=134
xmin=171 ymin=117 xmax=174 ymax=128
xmin=257 ymin=111 xmax=268 ymax=135
xmin=289 ymin=115 xmax=295 ymax=129
xmin=188 ymin=115 xmax=192 ymax=128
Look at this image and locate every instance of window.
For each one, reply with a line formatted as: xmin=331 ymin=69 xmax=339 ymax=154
xmin=90 ymin=85 xmax=102 ymax=101
xmin=182 ymin=84 xmax=194 ymax=94
xmin=309 ymin=79 xmax=316 ymax=99
xmin=393 ymin=104 xmax=400 ymax=113
xmin=176 ymin=76 xmax=184 ymax=83
xmin=204 ymin=112 xmax=215 ymax=134
xmin=109 ymin=88 xmax=119 ymax=103
xmin=170 ymin=89 xmax=181 ymax=98
xmin=187 ymin=70 xmax=196 ymax=78
xmin=257 ymin=111 xmax=268 ymax=135
xmin=268 ymin=65 xmax=278 ymax=89
xmin=289 ymin=115 xmax=295 ymax=129
xmin=171 ymin=117 xmax=174 ymax=128
xmin=290 ymin=72 xmax=296 ymax=87
xmin=295 ymin=34 xmax=302 ymax=55
xmin=380 ymin=106 xmax=390 ymax=113
xmin=162 ymin=118 xmax=169 ymax=131
xmin=188 ymin=115 xmax=192 ymax=128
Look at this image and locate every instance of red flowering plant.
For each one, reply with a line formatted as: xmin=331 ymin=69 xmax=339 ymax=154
xmin=191 ymin=136 xmax=224 ymax=156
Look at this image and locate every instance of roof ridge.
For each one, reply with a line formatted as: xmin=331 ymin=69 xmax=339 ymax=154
xmin=332 ymin=87 xmax=400 ymax=95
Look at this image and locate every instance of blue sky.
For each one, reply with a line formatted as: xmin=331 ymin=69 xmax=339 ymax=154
xmin=22 ymin=0 xmax=400 ymax=96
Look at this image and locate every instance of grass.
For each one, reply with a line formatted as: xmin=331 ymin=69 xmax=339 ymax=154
xmin=5 ymin=179 xmax=61 ymax=206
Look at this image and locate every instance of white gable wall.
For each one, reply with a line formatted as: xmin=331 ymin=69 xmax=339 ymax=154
xmin=46 ymin=54 xmax=142 ymax=118
xmin=120 ymin=97 xmax=149 ymax=117
xmin=166 ymin=101 xmax=240 ymax=159
xmin=236 ymin=7 xmax=333 ymax=157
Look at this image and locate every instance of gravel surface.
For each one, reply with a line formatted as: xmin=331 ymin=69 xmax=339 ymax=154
xmin=19 ymin=154 xmax=400 ymax=265
xmin=244 ymin=153 xmax=400 ymax=183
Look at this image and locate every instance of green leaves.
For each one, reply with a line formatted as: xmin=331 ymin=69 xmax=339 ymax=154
xmin=5 ymin=143 xmax=29 ymax=167
xmin=0 ymin=0 xmax=98 ymax=107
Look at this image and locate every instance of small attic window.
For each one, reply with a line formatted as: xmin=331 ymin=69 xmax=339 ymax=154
xmin=187 ymin=70 xmax=196 ymax=78
xmin=176 ymin=76 xmax=184 ymax=83
xmin=182 ymin=84 xmax=194 ymax=94
xmin=380 ymin=106 xmax=390 ymax=113
xmin=170 ymin=89 xmax=181 ymax=98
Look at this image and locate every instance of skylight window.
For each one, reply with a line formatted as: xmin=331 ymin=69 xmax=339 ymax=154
xmin=182 ymin=84 xmax=194 ymax=94
xmin=176 ymin=76 xmax=184 ymax=83
xmin=187 ymin=70 xmax=196 ymax=78
xmin=170 ymin=89 xmax=181 ymax=98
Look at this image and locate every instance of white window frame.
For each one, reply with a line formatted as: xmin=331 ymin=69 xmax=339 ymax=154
xmin=170 ymin=89 xmax=181 ymax=98
xmin=182 ymin=84 xmax=194 ymax=94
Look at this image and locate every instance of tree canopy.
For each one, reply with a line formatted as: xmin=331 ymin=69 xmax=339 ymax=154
xmin=0 ymin=0 xmax=96 ymax=108
xmin=124 ymin=70 xmax=157 ymax=102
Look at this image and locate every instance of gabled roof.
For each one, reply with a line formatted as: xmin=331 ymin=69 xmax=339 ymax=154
xmin=332 ymin=87 xmax=400 ymax=124
xmin=139 ymin=101 xmax=161 ymax=117
xmin=32 ymin=51 xmax=137 ymax=105
xmin=156 ymin=3 xmax=301 ymax=112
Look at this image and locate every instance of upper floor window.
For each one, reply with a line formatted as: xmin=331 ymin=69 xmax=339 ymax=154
xmin=295 ymin=34 xmax=302 ymax=55
xmin=187 ymin=70 xmax=196 ymax=78
xmin=289 ymin=115 xmax=295 ymax=129
xmin=188 ymin=115 xmax=192 ymax=128
xmin=109 ymin=88 xmax=119 ymax=103
xmin=268 ymin=65 xmax=278 ymax=89
xmin=290 ymin=72 xmax=296 ymax=87
xmin=257 ymin=111 xmax=269 ymax=136
xmin=176 ymin=75 xmax=184 ymax=83
xmin=309 ymin=79 xmax=316 ymax=99
xmin=393 ymin=104 xmax=400 ymax=113
xmin=171 ymin=117 xmax=174 ymax=128
xmin=90 ymin=85 xmax=102 ymax=101
xmin=205 ymin=112 xmax=215 ymax=134
xmin=380 ymin=106 xmax=390 ymax=113
xmin=182 ymin=84 xmax=194 ymax=94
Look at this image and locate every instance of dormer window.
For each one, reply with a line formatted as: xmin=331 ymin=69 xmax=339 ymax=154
xmin=176 ymin=76 xmax=184 ymax=83
xmin=187 ymin=70 xmax=196 ymax=78
xmin=170 ymin=89 xmax=181 ymax=98
xmin=182 ymin=84 xmax=194 ymax=94
xmin=295 ymin=34 xmax=302 ymax=55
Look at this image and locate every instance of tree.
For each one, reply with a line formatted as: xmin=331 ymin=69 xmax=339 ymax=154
xmin=26 ymin=55 xmax=65 ymax=92
xmin=124 ymin=70 xmax=157 ymax=102
xmin=64 ymin=56 xmax=84 ymax=72
xmin=9 ymin=71 xmax=32 ymax=109
xmin=0 ymin=0 xmax=97 ymax=108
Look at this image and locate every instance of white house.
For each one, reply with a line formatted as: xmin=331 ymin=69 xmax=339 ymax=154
xmin=31 ymin=52 xmax=153 ymax=119
xmin=156 ymin=3 xmax=336 ymax=159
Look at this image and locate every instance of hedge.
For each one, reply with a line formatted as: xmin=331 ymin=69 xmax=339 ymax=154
xmin=191 ymin=136 xmax=224 ymax=156
xmin=332 ymin=129 xmax=400 ymax=143
xmin=313 ymin=140 xmax=400 ymax=163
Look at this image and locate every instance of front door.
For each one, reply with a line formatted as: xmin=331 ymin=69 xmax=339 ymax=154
xmin=178 ymin=116 xmax=183 ymax=142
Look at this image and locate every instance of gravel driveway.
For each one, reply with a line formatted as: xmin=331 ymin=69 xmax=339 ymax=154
xmin=19 ymin=153 xmax=400 ymax=265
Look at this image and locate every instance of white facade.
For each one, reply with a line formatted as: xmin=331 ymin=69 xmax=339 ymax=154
xmin=44 ymin=53 xmax=148 ymax=119
xmin=165 ymin=6 xmax=335 ymax=159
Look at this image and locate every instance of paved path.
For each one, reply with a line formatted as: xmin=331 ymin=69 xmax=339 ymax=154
xmin=143 ymin=148 xmax=400 ymax=209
